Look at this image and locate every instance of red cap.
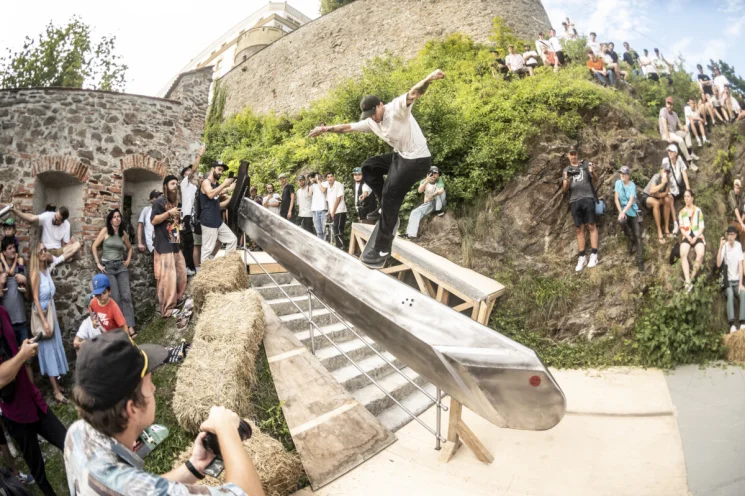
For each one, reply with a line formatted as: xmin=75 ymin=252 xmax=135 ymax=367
xmin=665 ymin=97 xmax=674 ymax=104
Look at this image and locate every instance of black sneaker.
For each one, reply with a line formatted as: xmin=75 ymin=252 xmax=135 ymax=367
xmin=366 ymin=210 xmax=381 ymax=221
xmin=361 ymin=250 xmax=390 ymax=268
xmin=399 ymin=234 xmax=410 ymax=239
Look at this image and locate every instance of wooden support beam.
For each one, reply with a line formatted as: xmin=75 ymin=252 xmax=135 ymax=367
xmin=380 ymin=264 xmax=411 ymax=275
xmin=452 ymin=301 xmax=474 ymax=312
xmin=411 ymin=269 xmax=431 ymax=296
xmin=424 ymin=279 xmax=437 ymax=299
xmin=439 ymin=398 xmax=494 ymax=465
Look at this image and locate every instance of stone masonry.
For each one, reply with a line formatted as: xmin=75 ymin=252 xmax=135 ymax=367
xmin=0 ymin=66 xmax=212 ymax=337
xmin=218 ymin=0 xmax=552 ymax=116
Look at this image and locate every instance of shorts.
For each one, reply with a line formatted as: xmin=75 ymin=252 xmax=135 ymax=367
xmin=48 ymin=247 xmax=64 ymax=257
xmin=681 ymin=238 xmax=704 ymax=248
xmin=193 ymin=233 xmax=202 ymax=246
xmin=570 ymin=198 xmax=596 ymax=227
xmin=527 ymin=62 xmax=538 ymax=68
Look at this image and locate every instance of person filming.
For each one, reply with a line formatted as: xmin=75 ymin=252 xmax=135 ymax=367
xmin=64 ymin=331 xmax=265 ymax=495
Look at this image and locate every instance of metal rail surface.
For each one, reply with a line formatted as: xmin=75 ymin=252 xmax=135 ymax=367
xmin=238 ymin=199 xmax=566 ymax=430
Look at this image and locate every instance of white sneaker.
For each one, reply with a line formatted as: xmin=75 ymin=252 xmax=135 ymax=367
xmin=575 ymin=256 xmax=587 ymax=272
xmin=186 ymin=268 xmax=196 ymax=276
xmin=672 ymin=222 xmax=679 ymax=235
xmin=740 ymin=324 xmax=745 ymax=331
xmin=690 ymin=153 xmax=700 ymax=161
xmin=697 ymin=139 xmax=702 ymax=147
xmin=730 ymin=325 xmax=738 ymax=333
xmin=689 ymin=163 xmax=699 ymax=172
xmin=587 ymin=253 xmax=598 ymax=268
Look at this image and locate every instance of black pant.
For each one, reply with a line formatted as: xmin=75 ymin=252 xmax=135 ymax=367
xmin=4 ymin=408 xmax=66 ymax=496
xmin=299 ymin=216 xmax=314 ymax=234
xmin=332 ymin=212 xmax=347 ymax=249
xmin=181 ymin=216 xmax=195 ymax=271
xmin=556 ymin=50 xmax=566 ymax=65
xmin=619 ymin=215 xmax=643 ymax=265
xmin=361 ymin=153 xmax=431 ymax=253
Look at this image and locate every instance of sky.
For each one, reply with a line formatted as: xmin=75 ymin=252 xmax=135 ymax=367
xmin=1 ymin=0 xmax=744 ymax=96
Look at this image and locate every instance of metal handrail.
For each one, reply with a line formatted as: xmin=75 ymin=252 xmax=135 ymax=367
xmin=243 ymin=245 xmax=447 ymax=444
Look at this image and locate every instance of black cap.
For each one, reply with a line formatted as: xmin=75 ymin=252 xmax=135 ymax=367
xmin=181 ymin=166 xmax=191 ymax=177
xmin=211 ymin=160 xmax=227 ymax=170
xmin=360 ymin=96 xmax=382 ymax=120
xmin=568 ymin=145 xmax=578 ymax=153
xmin=429 ymin=166 xmax=440 ymax=174
xmin=149 ymin=190 xmax=162 ymax=200
xmin=75 ymin=331 xmax=169 ymax=410
xmin=728 ymin=226 xmax=738 ymax=234
xmin=163 ymin=174 xmax=178 ymax=185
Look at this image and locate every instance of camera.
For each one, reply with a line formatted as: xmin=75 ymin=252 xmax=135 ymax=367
xmin=202 ymin=419 xmax=252 ymax=457
xmin=566 ymin=168 xmax=581 ymax=177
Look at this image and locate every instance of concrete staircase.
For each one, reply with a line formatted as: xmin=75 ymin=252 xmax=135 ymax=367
xmin=251 ymin=272 xmax=436 ymax=432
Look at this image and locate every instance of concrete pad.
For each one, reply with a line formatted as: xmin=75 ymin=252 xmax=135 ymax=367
xmin=295 ymin=393 xmax=688 ymax=496
xmin=550 ymin=367 xmax=675 ymax=415
xmin=666 ymin=365 xmax=745 ymax=496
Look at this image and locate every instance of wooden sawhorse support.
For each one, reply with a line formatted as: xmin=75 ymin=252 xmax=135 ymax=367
xmin=440 ymin=398 xmax=494 ymax=464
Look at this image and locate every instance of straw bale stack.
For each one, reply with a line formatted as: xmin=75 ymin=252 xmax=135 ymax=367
xmin=723 ymin=329 xmax=745 ymax=362
xmin=191 ymin=251 xmax=249 ymax=313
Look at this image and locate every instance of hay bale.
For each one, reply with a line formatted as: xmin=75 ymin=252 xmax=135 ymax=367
xmin=173 ymin=290 xmax=264 ymax=432
xmin=175 ymin=419 xmax=304 ymax=496
xmin=724 ymin=330 xmax=745 ymax=362
xmin=191 ymin=251 xmax=249 ymax=313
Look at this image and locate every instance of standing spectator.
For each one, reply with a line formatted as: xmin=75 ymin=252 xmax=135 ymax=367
xmin=180 ymin=146 xmax=204 ymax=276
xmin=89 ymin=274 xmax=131 ymax=336
xmin=402 ymin=166 xmax=446 ymax=240
xmin=548 ymin=29 xmax=566 ymax=65
xmin=91 ymin=209 xmax=136 ymax=337
xmin=2 ymin=218 xmax=19 ymax=251
xmin=0 ymin=239 xmax=30 ymax=346
xmin=728 ymin=179 xmax=745 ymax=245
xmin=489 ymin=50 xmax=509 ymax=79
xmin=262 ymin=184 xmax=281 ymax=215
xmin=562 ymin=146 xmax=599 ymax=271
xmin=640 ymin=49 xmax=659 ymax=82
xmin=192 ymin=174 xmax=204 ymax=273
xmin=660 ymin=97 xmax=699 ymax=164
xmin=718 ymin=227 xmax=745 ymax=332
xmin=641 ymin=163 xmax=674 ymax=243
xmin=279 ymin=174 xmax=295 ymax=221
xmin=713 ymin=66 xmax=732 ymax=95
xmin=663 ymin=144 xmax=691 ymax=236
xmin=29 ymin=243 xmax=69 ymax=405
xmin=614 ymin=166 xmax=644 ymax=271
xmin=0 ymin=305 xmax=66 ymax=496
xmin=522 ymin=44 xmax=539 ymax=77
xmin=536 ymin=33 xmax=551 ymax=65
xmin=151 ymin=176 xmax=187 ymax=320
xmin=653 ymin=48 xmax=673 ymax=84
xmin=310 ymin=173 xmax=328 ymax=240
xmin=622 ymin=42 xmax=641 ymax=76
xmin=296 ymin=175 xmax=314 ymax=234
xmin=678 ymin=189 xmax=705 ymax=292
xmin=137 ymin=190 xmax=161 ymax=255
xmin=11 ymin=205 xmax=81 ymax=263
xmin=587 ymin=32 xmax=601 ymax=55
xmin=323 ymin=172 xmax=348 ymax=249
xmin=696 ymin=64 xmax=716 ymax=111
xmin=587 ymin=50 xmax=614 ymax=86
xmin=249 ymin=186 xmax=263 ymax=206
xmin=505 ymin=45 xmax=529 ymax=77
xmin=73 ymin=295 xmax=104 ymax=351
xmin=352 ymin=167 xmax=377 ymax=221
xmin=685 ymin=98 xmax=709 ymax=148
xmin=199 ymin=163 xmax=237 ymax=264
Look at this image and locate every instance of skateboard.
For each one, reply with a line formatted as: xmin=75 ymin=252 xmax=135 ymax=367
xmin=134 ymin=424 xmax=169 ymax=458
xmin=360 ymin=218 xmax=399 ymax=269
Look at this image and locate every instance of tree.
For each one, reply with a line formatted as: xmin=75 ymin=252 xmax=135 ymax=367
xmin=320 ymin=0 xmax=357 ymax=15
xmin=707 ymin=59 xmax=745 ymax=98
xmin=0 ymin=17 xmax=127 ymax=91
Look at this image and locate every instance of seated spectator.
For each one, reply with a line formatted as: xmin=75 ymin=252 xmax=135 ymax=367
xmin=263 ymin=184 xmax=281 ymax=215
xmin=653 ymin=48 xmax=673 ymax=84
xmin=641 ymin=162 xmax=674 ymax=243
xmin=732 ymin=94 xmax=745 ymax=121
xmin=718 ymin=227 xmax=745 ymax=333
xmin=402 ymin=166 xmax=446 ymax=239
xmin=92 ymin=209 xmax=136 ymax=338
xmin=678 ymin=189 xmax=705 ymax=291
xmin=659 ymin=96 xmax=699 ymax=164
xmin=684 ymin=98 xmax=709 ymax=148
xmin=602 ymin=43 xmax=626 ymax=82
xmin=640 ymin=49 xmax=659 ymax=82
xmin=562 ymin=146 xmax=599 ymax=271
xmin=713 ymin=66 xmax=731 ymax=94
xmin=542 ymin=45 xmax=560 ymax=73
xmin=614 ymin=166 xmax=644 ymax=271
xmin=0 ymin=239 xmax=30 ymax=346
xmin=728 ymin=178 xmax=745 ymax=245
xmin=66 ymin=332 xmax=264 ymax=496
xmin=712 ymin=85 xmax=731 ymax=122
xmin=249 ymin=186 xmax=263 ymax=206
xmin=587 ymin=32 xmax=601 ymax=55
xmin=505 ymin=45 xmax=529 ymax=77
xmin=722 ymin=84 xmax=737 ymax=122
xmin=522 ymin=44 xmax=539 ymax=77
xmin=0 ymin=304 xmax=66 ymax=495
xmin=548 ymin=29 xmax=566 ymax=65
xmin=694 ymin=63 xmax=723 ymax=124
xmin=89 ymin=273 xmax=132 ymax=338
xmin=2 ymin=218 xmax=19 ymax=252
xmin=73 ymin=295 xmax=104 ymax=351
xmin=586 ymin=50 xmax=615 ymax=86
xmin=536 ymin=33 xmax=551 ymax=65
xmin=663 ymin=144 xmax=692 ymax=236
xmin=622 ymin=42 xmax=641 ymax=76
xmin=11 ymin=205 xmax=81 ymax=263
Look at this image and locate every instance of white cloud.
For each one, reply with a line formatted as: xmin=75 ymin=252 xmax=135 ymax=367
xmin=543 ymin=0 xmax=653 ymax=42
xmin=719 ymin=0 xmax=745 ymax=13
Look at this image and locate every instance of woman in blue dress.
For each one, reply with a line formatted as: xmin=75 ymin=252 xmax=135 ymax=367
xmin=29 ymin=242 xmax=69 ymax=404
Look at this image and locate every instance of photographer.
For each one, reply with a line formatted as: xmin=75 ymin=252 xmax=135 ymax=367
xmin=718 ymin=227 xmax=745 ymax=333
xmin=402 ymin=166 xmax=446 ymax=239
xmin=563 ymin=146 xmax=599 ymax=272
xmin=65 ymin=331 xmax=263 ymax=496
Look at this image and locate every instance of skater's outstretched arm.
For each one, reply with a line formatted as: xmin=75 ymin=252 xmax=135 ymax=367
xmin=307 ymin=122 xmax=356 ymax=137
xmin=406 ymin=69 xmax=446 ymax=106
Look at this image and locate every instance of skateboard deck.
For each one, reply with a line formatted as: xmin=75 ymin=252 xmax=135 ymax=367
xmin=134 ymin=424 xmax=169 ymax=458
xmin=360 ymin=218 xmax=399 ymax=268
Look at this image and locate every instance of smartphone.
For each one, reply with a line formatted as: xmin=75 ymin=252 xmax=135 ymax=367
xmin=30 ymin=332 xmax=43 ymax=343
xmin=228 ymin=171 xmax=235 ymax=179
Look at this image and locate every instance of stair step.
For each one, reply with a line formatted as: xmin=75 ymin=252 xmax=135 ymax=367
xmin=280 ymin=308 xmax=340 ymax=331
xmin=295 ymin=321 xmax=359 ymax=348
xmin=253 ymin=283 xmax=308 ymax=300
xmin=331 ymin=352 xmax=405 ymax=392
xmin=314 ymin=337 xmax=384 ymax=372
xmin=249 ymin=272 xmax=295 ymax=287
xmin=351 ymin=367 xmax=429 ymax=417
xmin=377 ymin=383 xmax=438 ymax=432
xmin=264 ymin=295 xmax=325 ymax=316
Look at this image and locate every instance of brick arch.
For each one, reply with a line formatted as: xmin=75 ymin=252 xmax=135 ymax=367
xmin=120 ymin=154 xmax=167 ymax=178
xmin=31 ymin=155 xmax=89 ymax=182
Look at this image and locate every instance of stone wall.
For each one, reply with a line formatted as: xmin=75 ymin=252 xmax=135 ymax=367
xmin=0 ymin=67 xmax=212 ymax=336
xmin=219 ymin=0 xmax=552 ymax=116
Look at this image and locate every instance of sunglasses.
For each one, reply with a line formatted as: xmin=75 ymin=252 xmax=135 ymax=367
xmin=39 ymin=247 xmax=47 ymax=254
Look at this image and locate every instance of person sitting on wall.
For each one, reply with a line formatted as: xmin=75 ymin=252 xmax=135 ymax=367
xmin=11 ymin=205 xmax=82 ymax=263
xmin=73 ymin=294 xmax=104 ymax=351
xmin=401 ymin=166 xmax=446 ymax=240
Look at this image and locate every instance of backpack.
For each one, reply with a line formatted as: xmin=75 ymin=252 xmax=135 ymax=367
xmin=0 ymin=468 xmax=29 ymax=496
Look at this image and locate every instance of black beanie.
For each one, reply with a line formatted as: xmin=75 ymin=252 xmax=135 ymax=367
xmin=163 ymin=174 xmax=178 ymax=185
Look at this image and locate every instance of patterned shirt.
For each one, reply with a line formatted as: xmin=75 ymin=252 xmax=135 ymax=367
xmin=678 ymin=207 xmax=705 ymax=239
xmin=64 ymin=420 xmax=246 ymax=495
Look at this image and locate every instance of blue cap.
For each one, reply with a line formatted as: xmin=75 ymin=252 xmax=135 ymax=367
xmin=91 ymin=274 xmax=111 ymax=295
xmin=352 ymin=167 xmax=362 ymax=174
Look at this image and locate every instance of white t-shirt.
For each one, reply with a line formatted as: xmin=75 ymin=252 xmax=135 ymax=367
xmin=181 ymin=177 xmax=197 ymax=217
xmin=662 ymin=156 xmax=687 ymax=197
xmin=138 ymin=206 xmax=154 ymax=253
xmin=523 ymin=50 xmax=539 ymax=66
xmin=323 ymin=181 xmax=347 ymax=214
xmin=714 ymin=74 xmax=731 ymax=93
xmin=76 ymin=316 xmax=103 ymax=341
xmin=38 ymin=211 xmax=70 ymax=250
xmin=536 ymin=39 xmax=550 ymax=56
xmin=548 ymin=36 xmax=563 ymax=52
xmin=587 ymin=40 xmax=601 ymax=55
xmin=684 ymin=106 xmax=697 ymax=127
xmin=506 ymin=53 xmax=524 ymax=70
xmin=296 ymin=186 xmax=313 ymax=217
xmin=640 ymin=56 xmax=657 ymax=75
xmin=311 ymin=184 xmax=327 ymax=211
xmin=263 ymin=193 xmax=281 ymax=215
xmin=602 ymin=53 xmax=614 ymax=66
xmin=349 ymin=94 xmax=430 ymax=160
xmin=721 ymin=241 xmax=744 ymax=281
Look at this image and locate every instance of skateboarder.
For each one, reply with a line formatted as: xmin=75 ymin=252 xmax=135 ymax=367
xmin=308 ymin=69 xmax=446 ymax=266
